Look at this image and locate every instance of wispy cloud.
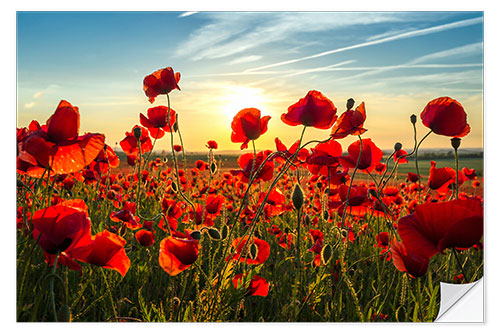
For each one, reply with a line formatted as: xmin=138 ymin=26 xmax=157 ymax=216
xmin=178 ymin=12 xmax=198 ymax=18
xmin=175 ymin=12 xmax=440 ymax=61
xmin=24 ymin=102 xmax=35 ymax=109
xmin=33 ymin=91 xmax=43 ymax=99
xmin=229 ymin=55 xmax=263 ymax=65
xmin=244 ymin=17 xmax=483 ymax=73
xmin=410 ymin=42 xmax=483 ymax=64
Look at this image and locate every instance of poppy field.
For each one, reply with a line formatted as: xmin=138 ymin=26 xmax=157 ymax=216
xmin=16 ymin=66 xmax=483 ymax=322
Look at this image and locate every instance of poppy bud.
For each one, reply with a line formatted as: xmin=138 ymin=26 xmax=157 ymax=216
xmin=173 ymin=121 xmax=178 ymax=132
xmin=171 ymin=181 xmax=178 ymax=193
xmin=323 ymin=210 xmax=329 ymax=221
xmin=346 ymin=98 xmax=355 ymax=110
xmin=451 ymin=137 xmax=461 ymax=150
xmin=321 ymin=244 xmax=333 ymax=265
xmin=249 ymin=243 xmax=258 ymax=260
xmin=207 ymin=227 xmax=221 ymax=240
xmin=163 ymin=156 xmax=168 ymax=163
xmin=410 ymin=114 xmax=417 ymax=124
xmin=221 ymin=224 xmax=228 ymax=240
xmin=190 ymin=230 xmax=201 ymax=240
xmin=341 ymin=229 xmax=348 ymax=238
xmin=303 ymin=214 xmax=311 ymax=226
xmin=369 ymin=188 xmax=378 ymax=198
xmin=210 ymin=161 xmax=218 ymax=174
xmin=394 ymin=142 xmax=402 ymax=152
xmin=133 ymin=127 xmax=142 ymax=141
xmin=292 ymin=184 xmax=304 ymax=210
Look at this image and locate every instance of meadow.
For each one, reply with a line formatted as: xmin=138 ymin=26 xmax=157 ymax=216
xmin=16 ymin=67 xmax=483 ymax=322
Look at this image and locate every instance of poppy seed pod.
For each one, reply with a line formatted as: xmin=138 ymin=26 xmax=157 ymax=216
xmin=394 ymin=142 xmax=402 ymax=152
xmin=410 ymin=114 xmax=417 ymax=124
xmin=133 ymin=127 xmax=142 ymax=141
xmin=292 ymin=184 xmax=304 ymax=210
xmin=346 ymin=98 xmax=355 ymax=110
xmin=451 ymin=137 xmax=461 ymax=150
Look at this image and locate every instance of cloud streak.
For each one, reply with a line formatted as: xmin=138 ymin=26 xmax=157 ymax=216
xmin=244 ymin=17 xmax=482 ymax=72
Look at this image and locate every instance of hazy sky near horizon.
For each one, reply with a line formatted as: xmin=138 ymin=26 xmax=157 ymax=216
xmin=17 ymin=11 xmax=483 ymax=153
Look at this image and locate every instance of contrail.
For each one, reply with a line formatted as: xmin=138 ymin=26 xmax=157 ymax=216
xmin=243 ymin=17 xmax=483 ymax=73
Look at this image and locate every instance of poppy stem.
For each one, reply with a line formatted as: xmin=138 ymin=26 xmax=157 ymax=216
xmin=340 ymin=135 xmax=363 ymax=230
xmin=165 ymin=93 xmax=197 ymax=224
xmin=452 ymin=249 xmax=469 ymax=283
xmin=49 ymin=251 xmax=61 ymax=322
xmin=100 ymin=267 xmax=118 ymax=321
xmin=414 ymin=130 xmax=433 ymax=204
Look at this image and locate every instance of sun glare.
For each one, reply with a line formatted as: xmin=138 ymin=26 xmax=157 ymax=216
xmin=220 ymin=86 xmax=267 ymax=120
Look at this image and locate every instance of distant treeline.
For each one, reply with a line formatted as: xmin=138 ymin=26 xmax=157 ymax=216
xmin=389 ymin=150 xmax=483 ymax=161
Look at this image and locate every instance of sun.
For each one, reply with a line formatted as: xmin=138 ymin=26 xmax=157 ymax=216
xmin=220 ymin=86 xmax=267 ymax=120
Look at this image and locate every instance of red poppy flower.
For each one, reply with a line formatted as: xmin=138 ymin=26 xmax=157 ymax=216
xmin=135 ymin=229 xmax=155 ymax=247
xmin=375 ymin=232 xmax=391 ymax=248
xmin=233 ymin=274 xmax=269 ymax=297
xmin=159 ymin=234 xmax=200 ymax=276
xmin=230 ymin=150 xmax=274 ymax=183
xmin=88 ymin=145 xmax=120 ymax=175
xmin=140 ymin=106 xmax=177 ymax=139
xmin=160 ymin=198 xmax=183 ymax=231
xmin=19 ymin=100 xmax=105 ymax=177
xmin=274 ymin=137 xmax=310 ymax=167
xmin=195 ymin=160 xmax=208 ymax=171
xmin=173 ymin=145 xmax=182 ymax=152
xmin=428 ymin=161 xmax=456 ymax=194
xmin=472 ymin=180 xmax=481 ymax=188
xmin=339 ymin=138 xmax=383 ymax=173
xmin=143 ymin=67 xmax=181 ymax=103
xmin=374 ymin=162 xmax=387 ymax=175
xmin=394 ymin=149 xmax=408 ymax=164
xmin=80 ymin=230 xmax=130 ymax=277
xmin=120 ymin=125 xmax=153 ymax=157
xmin=231 ymin=108 xmax=271 ymax=150
xmin=407 ymin=172 xmax=419 ymax=183
xmin=110 ymin=209 xmax=142 ymax=230
xmin=330 ymin=102 xmax=367 ymax=139
xmin=206 ymin=140 xmax=218 ymax=149
xmin=205 ymin=194 xmax=225 ymax=215
xmin=227 ymin=236 xmax=270 ymax=265
xmin=391 ymin=241 xmax=429 ymax=278
xmin=397 ymin=199 xmax=483 ymax=259
xmin=420 ymin=97 xmax=470 ymax=137
xmin=462 ymin=167 xmax=478 ymax=180
xmin=32 ymin=199 xmax=92 ymax=255
xmin=306 ymin=139 xmax=343 ymax=176
xmin=258 ymin=188 xmax=286 ymax=217
xmin=282 ymin=90 xmax=337 ymax=129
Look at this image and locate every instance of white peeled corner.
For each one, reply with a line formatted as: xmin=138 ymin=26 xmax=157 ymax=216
xmin=435 ymin=277 xmax=484 ymax=322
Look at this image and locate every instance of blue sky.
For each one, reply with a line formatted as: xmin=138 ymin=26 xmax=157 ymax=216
xmin=17 ymin=11 xmax=483 ymax=152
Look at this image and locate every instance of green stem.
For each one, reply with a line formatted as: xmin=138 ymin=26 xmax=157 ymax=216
xmin=452 ymin=249 xmax=469 ymax=283
xmin=49 ymin=251 xmax=61 ymax=322
xmin=340 ymin=135 xmax=363 ymax=230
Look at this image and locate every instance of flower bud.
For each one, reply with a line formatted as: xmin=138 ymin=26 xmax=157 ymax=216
xmin=394 ymin=142 xmax=402 ymax=151
xmin=451 ymin=137 xmax=461 ymax=150
xmin=346 ymin=98 xmax=355 ymax=110
xmin=207 ymin=227 xmax=221 ymax=240
xmin=190 ymin=230 xmax=202 ymax=240
xmin=292 ymin=184 xmax=304 ymax=210
xmin=321 ymin=244 xmax=333 ymax=265
xmin=210 ymin=161 xmax=218 ymax=174
xmin=133 ymin=127 xmax=142 ymax=140
xmin=410 ymin=114 xmax=417 ymax=124
xmin=249 ymin=243 xmax=258 ymax=260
